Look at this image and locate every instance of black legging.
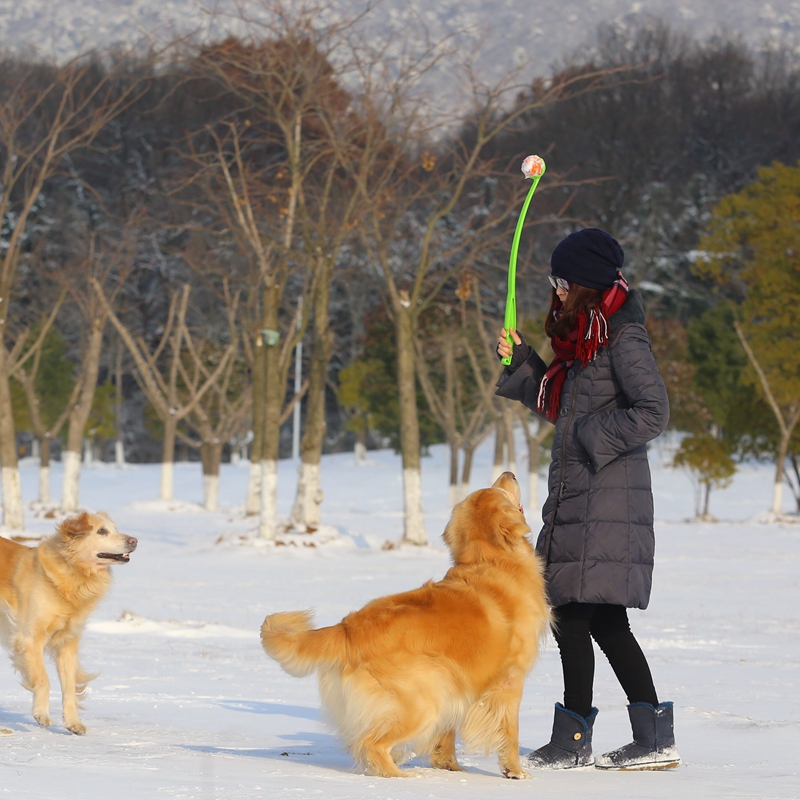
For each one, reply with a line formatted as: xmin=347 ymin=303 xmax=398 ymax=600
xmin=552 ymin=602 xmax=658 ymax=719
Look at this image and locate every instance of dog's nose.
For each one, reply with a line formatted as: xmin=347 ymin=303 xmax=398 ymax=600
xmin=127 ymin=537 xmax=138 ymax=550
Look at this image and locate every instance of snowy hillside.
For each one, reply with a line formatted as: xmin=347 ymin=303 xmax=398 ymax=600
xmin=1 ymin=0 xmax=799 ymax=83
xmin=1 ymin=439 xmax=799 ymax=798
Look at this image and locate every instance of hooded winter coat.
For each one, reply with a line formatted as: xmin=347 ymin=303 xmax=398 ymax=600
xmin=496 ymin=290 xmax=669 ymax=609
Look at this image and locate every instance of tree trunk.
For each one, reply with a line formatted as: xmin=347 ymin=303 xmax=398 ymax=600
xmin=290 ymin=261 xmax=331 ymax=532
xmin=491 ymin=422 xmax=505 ymax=484
xmin=259 ymin=288 xmax=282 ymax=539
xmin=83 ymin=438 xmax=93 ymax=466
xmin=201 ymin=440 xmax=223 ymax=512
xmin=790 ymin=455 xmax=800 ymax=513
xmin=702 ymin=481 xmax=711 ymax=519
xmin=291 ymin=462 xmax=322 ymax=532
xmin=39 ymin=437 xmax=51 ymax=505
xmin=504 ymin=405 xmax=517 ymax=476
xmin=62 ymin=320 xmax=104 ymax=511
xmin=115 ymin=338 xmax=125 ymax=467
xmin=442 ymin=332 xmax=459 ymax=509
xmin=773 ymin=431 xmax=790 ymax=515
xmin=247 ymin=337 xmax=266 ymax=515
xmin=355 ymin=432 xmax=367 ymax=465
xmin=448 ymin=442 xmax=460 ymax=508
xmin=61 ymin=450 xmax=82 ymax=512
xmin=0 ymin=359 xmax=24 ymax=530
xmin=396 ymin=308 xmax=426 ymax=545
xmin=460 ymin=442 xmax=476 ymax=500
xmin=161 ymin=416 xmax=177 ymax=502
xmin=527 ymin=430 xmax=540 ymax=510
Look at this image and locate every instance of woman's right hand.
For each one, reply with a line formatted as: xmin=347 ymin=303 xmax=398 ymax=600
xmin=497 ymin=327 xmax=530 ymax=370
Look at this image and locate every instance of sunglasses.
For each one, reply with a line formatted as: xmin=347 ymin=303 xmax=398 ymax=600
xmin=548 ymin=276 xmax=570 ymax=291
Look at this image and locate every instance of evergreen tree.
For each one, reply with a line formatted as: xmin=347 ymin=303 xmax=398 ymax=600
xmin=696 ymin=161 xmax=800 ymax=514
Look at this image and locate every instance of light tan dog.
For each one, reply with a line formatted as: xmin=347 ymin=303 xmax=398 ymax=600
xmin=261 ymin=472 xmax=549 ymax=779
xmin=0 ymin=512 xmax=137 ymax=734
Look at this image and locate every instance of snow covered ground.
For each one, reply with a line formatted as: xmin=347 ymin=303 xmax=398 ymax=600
xmin=1 ymin=438 xmax=799 ymax=799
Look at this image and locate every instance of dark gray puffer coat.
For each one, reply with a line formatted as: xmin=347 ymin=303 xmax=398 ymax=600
xmin=496 ymin=290 xmax=669 ymax=609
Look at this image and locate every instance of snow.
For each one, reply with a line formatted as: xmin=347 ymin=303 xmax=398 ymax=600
xmin=1 ymin=438 xmax=799 ymax=798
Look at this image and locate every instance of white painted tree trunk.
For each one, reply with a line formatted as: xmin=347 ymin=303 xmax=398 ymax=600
xmin=1 ymin=466 xmax=24 ymax=529
xmin=402 ymin=467 xmax=427 ymax=545
xmin=528 ymin=470 xmax=539 ymax=510
xmin=772 ymin=478 xmax=783 ymax=516
xmin=160 ymin=460 xmax=174 ymax=501
xmin=203 ymin=474 xmax=219 ymax=512
xmin=39 ymin=465 xmax=50 ymax=505
xmin=83 ymin=438 xmax=93 ymax=466
xmin=61 ymin=450 xmax=81 ymax=511
xmin=448 ymin=483 xmax=460 ymax=508
xmin=290 ymin=465 xmax=307 ymax=530
xmin=259 ymin=459 xmax=278 ymax=540
xmin=245 ymin=460 xmax=261 ymax=515
xmin=458 ymin=481 xmax=470 ymax=502
xmin=354 ymin=442 xmax=367 ymax=465
xmin=115 ymin=439 xmax=125 ymax=467
xmin=290 ymin=462 xmax=322 ymax=531
xmin=507 ymin=427 xmax=517 ymax=477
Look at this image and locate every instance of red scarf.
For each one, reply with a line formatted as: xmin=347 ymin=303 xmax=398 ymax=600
xmin=537 ymin=272 xmax=629 ymax=422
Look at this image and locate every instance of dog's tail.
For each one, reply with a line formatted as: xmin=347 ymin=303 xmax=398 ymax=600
xmin=260 ymin=611 xmax=346 ymax=677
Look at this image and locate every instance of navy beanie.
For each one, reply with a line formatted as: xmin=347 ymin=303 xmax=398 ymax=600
xmin=550 ymin=228 xmax=624 ymax=290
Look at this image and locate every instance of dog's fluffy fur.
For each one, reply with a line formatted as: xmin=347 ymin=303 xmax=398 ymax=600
xmin=261 ymin=472 xmax=549 ymax=778
xmin=0 ymin=512 xmax=137 ymax=734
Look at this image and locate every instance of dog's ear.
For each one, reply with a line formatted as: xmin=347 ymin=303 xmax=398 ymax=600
xmin=58 ymin=512 xmax=93 ymax=539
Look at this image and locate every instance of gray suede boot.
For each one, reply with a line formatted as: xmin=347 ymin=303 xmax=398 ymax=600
xmin=526 ymin=703 xmax=598 ymax=769
xmin=595 ymin=701 xmax=681 ymax=770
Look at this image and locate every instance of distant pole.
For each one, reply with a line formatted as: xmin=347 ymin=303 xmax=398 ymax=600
xmin=292 ymin=296 xmax=303 ymax=460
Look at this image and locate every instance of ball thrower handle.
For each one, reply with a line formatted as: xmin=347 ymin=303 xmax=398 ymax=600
xmin=501 ymin=157 xmax=546 ymax=366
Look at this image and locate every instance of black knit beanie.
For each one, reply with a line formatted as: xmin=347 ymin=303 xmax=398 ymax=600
xmin=550 ymin=228 xmax=624 ymax=290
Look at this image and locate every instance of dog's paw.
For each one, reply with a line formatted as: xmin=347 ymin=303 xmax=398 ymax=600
xmin=430 ymin=757 xmax=463 ymax=771
xmin=502 ymin=765 xmax=530 ymax=780
xmin=33 ymin=711 xmax=51 ymax=729
xmin=66 ymin=720 xmax=87 ymax=735
xmin=403 ymin=768 xmax=425 ymax=778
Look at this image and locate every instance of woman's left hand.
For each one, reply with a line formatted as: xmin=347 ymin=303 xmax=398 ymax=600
xmin=497 ymin=327 xmax=531 ymax=371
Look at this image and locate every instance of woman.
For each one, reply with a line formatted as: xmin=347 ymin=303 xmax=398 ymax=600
xmin=495 ymin=228 xmax=680 ymax=771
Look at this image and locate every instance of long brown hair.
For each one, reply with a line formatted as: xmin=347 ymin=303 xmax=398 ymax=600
xmin=545 ymin=284 xmax=604 ymax=339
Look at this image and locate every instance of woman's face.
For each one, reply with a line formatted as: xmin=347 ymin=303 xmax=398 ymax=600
xmin=549 ymin=275 xmax=570 ymax=303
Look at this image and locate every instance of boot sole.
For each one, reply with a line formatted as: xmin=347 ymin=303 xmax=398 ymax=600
xmin=527 ymin=763 xmax=596 ymax=771
xmin=596 ymin=760 xmax=680 ymax=772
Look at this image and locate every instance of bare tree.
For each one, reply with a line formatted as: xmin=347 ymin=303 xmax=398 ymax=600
xmin=9 ymin=298 xmax=71 ymax=505
xmin=189 ymin=15 xmax=362 ymax=537
xmin=93 ymin=281 xmax=236 ymax=502
xmin=0 ymin=52 xmax=145 ymax=529
xmin=735 ymin=322 xmax=800 ymax=516
xmin=179 ymin=286 xmax=251 ymax=511
xmin=59 ymin=236 xmax=136 ymax=510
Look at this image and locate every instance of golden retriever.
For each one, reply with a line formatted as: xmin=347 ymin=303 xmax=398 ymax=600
xmin=0 ymin=512 xmax=137 ymax=734
xmin=261 ymin=472 xmax=549 ymax=779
